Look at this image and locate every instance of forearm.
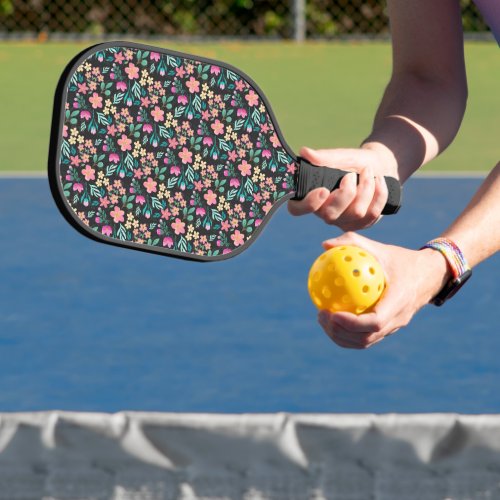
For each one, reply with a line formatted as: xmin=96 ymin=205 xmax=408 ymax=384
xmin=418 ymin=162 xmax=500 ymax=303
xmin=441 ymin=162 xmax=500 ymax=267
xmin=362 ymin=73 xmax=467 ymax=182
xmin=361 ymin=0 xmax=467 ymax=183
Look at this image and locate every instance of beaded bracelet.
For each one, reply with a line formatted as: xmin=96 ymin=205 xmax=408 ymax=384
xmin=421 ymin=237 xmax=472 ymax=306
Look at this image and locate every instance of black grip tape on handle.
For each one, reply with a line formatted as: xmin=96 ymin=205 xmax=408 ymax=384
xmin=293 ymin=157 xmax=402 ymax=215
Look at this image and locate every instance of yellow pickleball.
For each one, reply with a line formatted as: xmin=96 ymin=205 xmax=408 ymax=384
xmin=308 ymin=245 xmax=385 ymax=315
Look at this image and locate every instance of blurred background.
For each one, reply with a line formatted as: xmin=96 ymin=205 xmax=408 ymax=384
xmin=0 ymin=0 xmax=492 ymax=40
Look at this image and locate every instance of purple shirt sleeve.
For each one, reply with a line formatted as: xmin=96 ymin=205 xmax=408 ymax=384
xmin=473 ymin=0 xmax=500 ymax=45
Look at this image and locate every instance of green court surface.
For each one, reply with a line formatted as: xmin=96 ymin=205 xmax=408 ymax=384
xmin=0 ymin=41 xmax=497 ymax=173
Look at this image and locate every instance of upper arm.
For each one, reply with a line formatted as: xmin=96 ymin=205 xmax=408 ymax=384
xmin=387 ymin=0 xmax=467 ymax=87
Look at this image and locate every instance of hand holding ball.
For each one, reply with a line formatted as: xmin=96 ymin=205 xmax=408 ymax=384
xmin=308 ymin=245 xmax=385 ymax=314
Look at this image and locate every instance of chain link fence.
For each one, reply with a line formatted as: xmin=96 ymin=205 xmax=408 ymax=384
xmin=0 ymin=0 xmax=491 ymax=40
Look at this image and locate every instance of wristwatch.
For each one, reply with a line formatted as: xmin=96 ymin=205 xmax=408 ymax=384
xmin=421 ymin=238 xmax=472 ymax=306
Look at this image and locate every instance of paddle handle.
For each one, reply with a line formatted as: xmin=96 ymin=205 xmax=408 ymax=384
xmin=292 ymin=157 xmax=402 ymax=215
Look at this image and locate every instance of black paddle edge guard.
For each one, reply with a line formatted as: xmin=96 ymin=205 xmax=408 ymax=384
xmin=293 ymin=157 xmax=402 ymax=215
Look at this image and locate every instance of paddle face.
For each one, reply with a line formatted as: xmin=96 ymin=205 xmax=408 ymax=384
xmin=49 ymin=42 xmax=297 ymax=262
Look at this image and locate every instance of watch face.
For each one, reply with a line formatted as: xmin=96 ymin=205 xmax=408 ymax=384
xmin=432 ymin=269 xmax=472 ymax=306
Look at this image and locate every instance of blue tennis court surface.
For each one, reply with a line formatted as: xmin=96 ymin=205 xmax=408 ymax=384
xmin=0 ymin=176 xmax=498 ymax=413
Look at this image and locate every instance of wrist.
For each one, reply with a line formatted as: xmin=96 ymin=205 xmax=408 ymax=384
xmin=360 ymin=141 xmax=399 ymax=178
xmin=418 ymin=248 xmax=453 ymax=303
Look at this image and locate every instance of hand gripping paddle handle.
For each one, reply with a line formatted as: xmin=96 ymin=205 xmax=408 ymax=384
xmin=293 ymin=157 xmax=402 ymax=215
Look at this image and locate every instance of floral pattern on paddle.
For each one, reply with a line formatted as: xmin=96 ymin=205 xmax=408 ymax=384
xmin=58 ymin=45 xmax=296 ymax=258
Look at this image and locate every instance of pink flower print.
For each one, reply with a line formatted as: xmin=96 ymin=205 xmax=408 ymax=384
xmin=203 ymin=137 xmax=213 ymax=146
xmin=125 ymin=63 xmax=139 ymax=79
xmin=270 ymin=134 xmax=280 ymax=148
xmin=195 ymin=207 xmax=206 ymax=216
xmin=170 ymin=165 xmax=181 ymax=176
xmin=179 ymin=147 xmax=192 ymax=164
xmin=238 ymin=160 xmax=252 ymax=176
xmin=211 ymin=119 xmax=224 ymax=136
xmin=287 ymin=162 xmax=296 ymax=174
xmin=231 ymin=230 xmax=245 ymax=247
xmin=186 ymin=76 xmax=200 ymax=94
xmin=102 ymin=225 xmax=113 ymax=236
xmin=253 ymin=192 xmax=262 ymax=203
xmin=194 ymin=180 xmax=203 ymax=191
xmin=168 ymin=138 xmax=178 ymax=149
xmin=262 ymin=150 xmax=271 ymax=159
xmin=140 ymin=96 xmax=151 ymax=107
xmin=172 ymin=218 xmax=185 ymax=235
xmin=210 ymin=65 xmax=221 ymax=75
xmin=80 ymin=110 xmax=91 ymax=120
xmin=235 ymin=80 xmax=245 ymax=91
xmin=70 ymin=155 xmax=81 ymax=166
xmin=81 ymin=165 xmax=95 ymax=181
xmin=178 ymin=95 xmax=188 ymax=105
xmin=73 ymin=183 xmax=83 ymax=193
xmin=89 ymin=92 xmax=103 ymax=109
xmin=143 ymin=123 xmax=153 ymax=133
xmin=107 ymin=124 xmax=117 ymax=136
xmin=114 ymin=52 xmax=125 ymax=64
xmin=230 ymin=178 xmax=240 ymax=188
xmin=63 ymin=125 xmax=68 ymax=138
xmin=150 ymin=52 xmax=160 ymax=61
xmin=163 ymin=236 xmax=174 ymax=247
xmin=228 ymin=151 xmax=238 ymax=162
xmin=99 ymin=196 xmax=110 ymax=208
xmin=161 ymin=208 xmax=171 ymax=220
xmin=245 ymin=90 xmax=259 ymax=107
xmin=77 ymin=82 xmax=88 ymax=94
xmin=201 ymin=110 xmax=210 ymax=121
xmin=116 ymin=81 xmax=127 ymax=91
xmin=263 ymin=201 xmax=272 ymax=214
xmin=136 ymin=195 xmax=146 ymax=205
xmin=109 ymin=153 xmax=120 ymax=163
xmin=221 ymin=220 xmax=230 ymax=231
xmin=204 ymin=190 xmax=217 ymax=206
xmin=117 ymin=134 xmax=132 ymax=151
xmin=151 ymin=105 xmax=164 ymax=122
xmin=260 ymin=123 xmax=269 ymax=133
xmin=110 ymin=206 xmax=124 ymax=223
xmin=237 ymin=108 xmax=247 ymax=118
xmin=175 ymin=66 xmax=186 ymax=78
xmin=143 ymin=177 xmax=157 ymax=193
xmin=255 ymin=219 xmax=262 ymax=227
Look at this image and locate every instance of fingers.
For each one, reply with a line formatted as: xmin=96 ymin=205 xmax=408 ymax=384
xmin=318 ymin=307 xmax=398 ymax=350
xmin=288 ymin=147 xmax=389 ymax=230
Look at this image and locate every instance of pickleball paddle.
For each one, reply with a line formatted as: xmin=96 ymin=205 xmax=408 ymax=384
xmin=48 ymin=41 xmax=401 ymax=262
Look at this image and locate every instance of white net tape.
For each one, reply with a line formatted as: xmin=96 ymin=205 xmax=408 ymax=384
xmin=0 ymin=412 xmax=500 ymax=499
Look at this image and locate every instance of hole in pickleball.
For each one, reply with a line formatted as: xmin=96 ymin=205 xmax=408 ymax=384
xmin=327 ymin=264 xmax=335 ymax=272
xmin=322 ymin=286 xmax=332 ymax=299
xmin=378 ymin=284 xmax=382 ymax=291
xmin=342 ymin=295 xmax=351 ymax=304
xmin=352 ymin=269 xmax=360 ymax=277
xmin=369 ymin=267 xmax=375 ymax=275
xmin=356 ymin=306 xmax=365 ymax=314
xmin=359 ymin=251 xmax=366 ymax=257
xmin=344 ymin=256 xmax=352 ymax=262
xmin=334 ymin=277 xmax=344 ymax=287
xmin=362 ymin=285 xmax=369 ymax=293
xmin=333 ymin=303 xmax=341 ymax=311
xmin=313 ymin=271 xmax=321 ymax=282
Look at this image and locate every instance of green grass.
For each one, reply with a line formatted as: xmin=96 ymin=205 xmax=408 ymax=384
xmin=0 ymin=40 xmax=497 ymax=172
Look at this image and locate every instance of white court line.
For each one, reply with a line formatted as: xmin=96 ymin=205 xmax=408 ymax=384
xmin=0 ymin=171 xmax=47 ymax=178
xmin=0 ymin=170 xmax=489 ymax=179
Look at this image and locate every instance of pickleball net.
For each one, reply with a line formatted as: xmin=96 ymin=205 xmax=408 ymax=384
xmin=1 ymin=411 xmax=500 ymax=499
